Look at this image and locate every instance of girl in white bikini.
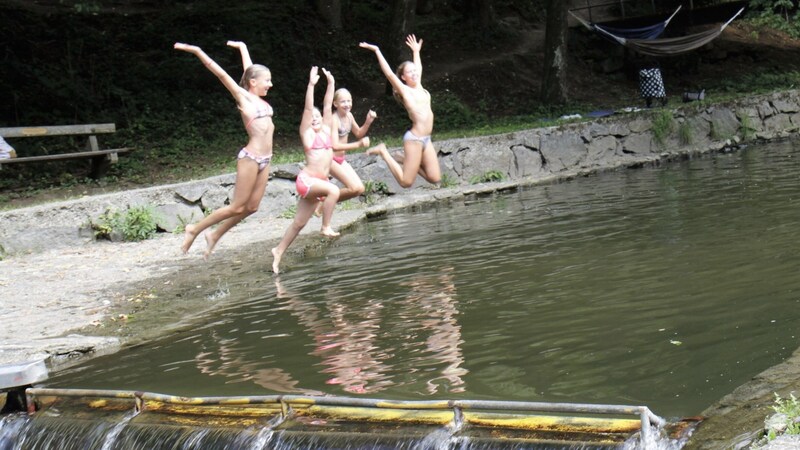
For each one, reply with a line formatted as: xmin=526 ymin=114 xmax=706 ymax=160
xmin=359 ymin=34 xmax=441 ymax=188
xmin=312 ymin=89 xmax=376 ymax=216
xmin=330 ymin=89 xmax=376 ymax=200
xmin=271 ymin=66 xmax=340 ymax=274
xmin=175 ymin=41 xmax=274 ymax=259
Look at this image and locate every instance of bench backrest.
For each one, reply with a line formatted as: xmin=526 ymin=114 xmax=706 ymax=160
xmin=0 ymin=123 xmax=116 ymax=138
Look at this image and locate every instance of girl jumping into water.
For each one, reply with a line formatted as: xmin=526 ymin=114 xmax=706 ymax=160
xmin=330 ymin=89 xmax=376 ymax=200
xmin=359 ymin=34 xmax=441 ymax=188
xmin=175 ymin=41 xmax=274 ymax=259
xmin=312 ymin=89 xmax=376 ymax=216
xmin=271 ymin=66 xmax=340 ymax=274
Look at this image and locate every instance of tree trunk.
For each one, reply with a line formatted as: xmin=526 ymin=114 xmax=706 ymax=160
xmin=386 ymin=0 xmax=416 ymax=94
xmin=317 ymin=0 xmax=342 ymax=30
xmin=540 ymin=0 xmax=568 ymax=105
xmin=463 ymin=0 xmax=495 ymax=29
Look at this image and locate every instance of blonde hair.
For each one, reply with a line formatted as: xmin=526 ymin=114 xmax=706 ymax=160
xmin=240 ymin=64 xmax=270 ymax=89
xmin=393 ymin=61 xmax=413 ymax=104
xmin=333 ymin=88 xmax=351 ymax=105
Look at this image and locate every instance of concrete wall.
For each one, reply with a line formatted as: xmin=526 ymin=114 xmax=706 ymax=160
xmin=1 ymin=89 xmax=798 ymax=256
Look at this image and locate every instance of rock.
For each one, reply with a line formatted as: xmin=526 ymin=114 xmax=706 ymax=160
xmin=153 ymin=203 xmax=204 ymax=233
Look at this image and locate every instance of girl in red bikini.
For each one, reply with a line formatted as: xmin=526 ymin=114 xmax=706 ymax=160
xmin=359 ymin=35 xmax=441 ymax=188
xmin=175 ymin=41 xmax=274 ymax=259
xmin=271 ymin=66 xmax=340 ymax=274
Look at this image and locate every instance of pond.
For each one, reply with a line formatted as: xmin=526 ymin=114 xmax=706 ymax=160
xmin=45 ymin=138 xmax=800 ymax=421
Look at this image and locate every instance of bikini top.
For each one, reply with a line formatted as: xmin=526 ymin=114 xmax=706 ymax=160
xmin=308 ymin=131 xmax=332 ymax=152
xmin=245 ymin=98 xmax=274 ymax=129
xmin=337 ymin=115 xmax=351 ymax=138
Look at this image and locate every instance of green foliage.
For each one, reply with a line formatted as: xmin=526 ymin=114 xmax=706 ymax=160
xmin=651 ymin=110 xmax=675 ymax=146
xmin=91 ymin=205 xmax=158 ymax=242
xmin=748 ymin=1 xmax=800 ymax=38
xmin=751 ymin=393 xmax=800 ymax=448
xmin=434 ymin=91 xmax=481 ymax=130
xmin=91 ymin=208 xmax=120 ymax=239
xmin=740 ymin=114 xmax=757 ymax=140
xmin=470 ymin=170 xmax=506 ymax=184
xmin=706 ymin=69 xmax=800 ymax=97
xmin=439 ymin=173 xmax=459 ymax=188
xmin=362 ymin=180 xmax=390 ymax=204
xmin=65 ymin=1 xmax=101 ymax=14
xmin=772 ymin=392 xmax=800 ymax=425
xmin=278 ymin=204 xmax=297 ymax=219
xmin=121 ymin=206 xmax=158 ymax=241
xmin=678 ymin=121 xmax=693 ymax=145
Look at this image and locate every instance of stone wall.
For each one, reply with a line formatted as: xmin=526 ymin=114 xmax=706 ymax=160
xmin=1 ymin=89 xmax=798 ymax=256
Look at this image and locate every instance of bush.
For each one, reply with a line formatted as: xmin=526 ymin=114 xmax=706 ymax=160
xmin=470 ymin=170 xmax=505 ymax=184
xmin=362 ymin=180 xmax=390 ymax=204
xmin=91 ymin=205 xmax=158 ymax=242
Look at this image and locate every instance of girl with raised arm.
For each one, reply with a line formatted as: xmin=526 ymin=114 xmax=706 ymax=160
xmin=174 ymin=41 xmax=274 ymax=259
xmin=330 ymin=89 xmax=376 ymax=201
xmin=359 ymin=34 xmax=441 ymax=188
xmin=271 ymin=67 xmax=340 ymax=274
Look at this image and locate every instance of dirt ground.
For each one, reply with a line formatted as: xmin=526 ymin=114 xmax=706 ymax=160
xmin=0 ymin=203 xmax=368 ymax=369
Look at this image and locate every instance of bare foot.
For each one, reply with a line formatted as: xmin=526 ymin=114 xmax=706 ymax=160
xmin=203 ymin=231 xmax=219 ymax=261
xmin=181 ymin=224 xmax=199 ymax=254
xmin=271 ymin=247 xmax=282 ymax=274
xmin=366 ymin=143 xmax=386 ymax=156
xmin=321 ymin=227 xmax=340 ymax=238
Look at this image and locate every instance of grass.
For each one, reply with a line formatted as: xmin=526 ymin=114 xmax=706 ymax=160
xmin=652 ymin=109 xmax=675 ymax=146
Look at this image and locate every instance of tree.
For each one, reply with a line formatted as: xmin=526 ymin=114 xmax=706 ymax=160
xmin=462 ymin=0 xmax=495 ymax=29
xmin=386 ymin=0 xmax=417 ymax=94
xmin=317 ymin=0 xmax=342 ymax=30
xmin=540 ymin=0 xmax=568 ymax=105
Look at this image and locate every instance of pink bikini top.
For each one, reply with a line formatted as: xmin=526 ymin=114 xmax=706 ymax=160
xmin=308 ymin=131 xmax=332 ymax=152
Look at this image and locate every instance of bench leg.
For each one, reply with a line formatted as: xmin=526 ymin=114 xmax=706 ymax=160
xmin=90 ymin=154 xmax=113 ymax=179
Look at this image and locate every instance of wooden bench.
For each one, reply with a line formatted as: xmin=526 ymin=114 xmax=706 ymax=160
xmin=0 ymin=123 xmax=132 ymax=178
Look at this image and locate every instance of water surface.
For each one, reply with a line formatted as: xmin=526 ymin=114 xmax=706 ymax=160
xmin=48 ymin=138 xmax=800 ymax=419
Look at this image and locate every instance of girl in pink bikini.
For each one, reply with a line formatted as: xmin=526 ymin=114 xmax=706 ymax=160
xmin=271 ymin=66 xmax=340 ymax=274
xmin=175 ymin=41 xmax=274 ymax=259
xmin=359 ymin=35 xmax=441 ymax=188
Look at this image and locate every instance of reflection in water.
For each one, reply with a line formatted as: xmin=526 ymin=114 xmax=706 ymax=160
xmin=275 ymin=266 xmax=467 ymax=395
xmin=397 ymin=266 xmax=467 ymax=394
xmin=276 ymin=276 xmax=392 ymax=394
xmin=193 ymin=330 xmax=310 ymax=394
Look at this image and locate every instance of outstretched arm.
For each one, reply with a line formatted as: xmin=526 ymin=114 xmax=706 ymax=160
xmin=227 ymin=40 xmax=253 ymax=71
xmin=359 ymin=42 xmax=406 ymax=95
xmin=321 ymin=68 xmax=335 ymax=127
xmin=299 ymin=66 xmax=320 ymax=136
xmin=405 ymin=34 xmax=423 ymax=79
xmin=174 ymin=43 xmax=244 ymax=101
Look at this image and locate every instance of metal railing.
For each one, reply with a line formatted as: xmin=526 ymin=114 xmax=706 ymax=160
xmin=26 ymin=388 xmax=666 ymax=445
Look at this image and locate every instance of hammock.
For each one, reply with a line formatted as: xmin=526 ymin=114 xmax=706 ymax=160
xmin=594 ymin=7 xmax=745 ymax=57
xmin=571 ymin=6 xmax=682 ymax=40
